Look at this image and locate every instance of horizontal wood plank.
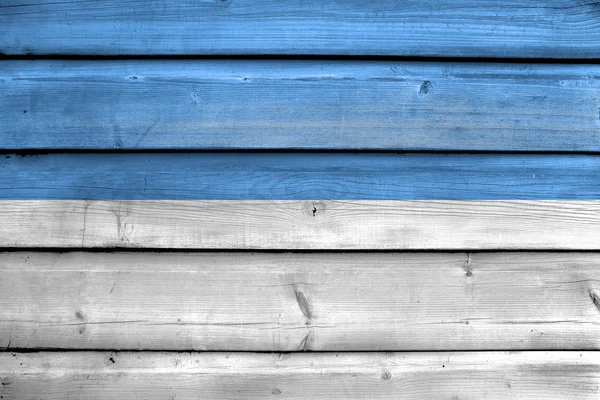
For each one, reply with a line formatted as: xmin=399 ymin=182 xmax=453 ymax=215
xmin=2 ymin=1 xmax=600 ymax=58
xmin=2 ymin=61 xmax=600 ymax=151
xmin=1 ymin=200 xmax=599 ymax=249
xmin=1 ymin=352 xmax=598 ymax=399
xmin=2 ymin=153 xmax=600 ymax=200
xmin=2 ymin=252 xmax=600 ymax=351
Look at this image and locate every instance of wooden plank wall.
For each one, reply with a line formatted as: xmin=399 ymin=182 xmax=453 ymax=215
xmin=1 ymin=1 xmax=600 ymax=399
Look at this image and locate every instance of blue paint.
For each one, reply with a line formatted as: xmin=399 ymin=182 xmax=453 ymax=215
xmin=1 ymin=0 xmax=599 ymax=58
xmin=1 ymin=153 xmax=598 ymax=200
xmin=3 ymin=61 xmax=600 ymax=152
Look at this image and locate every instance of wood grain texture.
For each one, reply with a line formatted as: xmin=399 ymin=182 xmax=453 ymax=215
xmin=2 ymin=252 xmax=600 ymax=351
xmin=2 ymin=1 xmax=600 ymax=58
xmin=2 ymin=153 xmax=600 ymax=200
xmin=3 ymin=61 xmax=600 ymax=151
xmin=1 ymin=352 xmax=598 ymax=399
xmin=1 ymin=200 xmax=600 ymax=249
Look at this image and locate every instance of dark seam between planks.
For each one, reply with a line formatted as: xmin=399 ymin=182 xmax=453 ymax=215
xmin=2 ymin=349 xmax=599 ymax=353
xmin=3 ymin=54 xmax=600 ymax=63
xmin=2 ymin=248 xmax=600 ymax=254
xmin=4 ymin=150 xmax=600 ymax=155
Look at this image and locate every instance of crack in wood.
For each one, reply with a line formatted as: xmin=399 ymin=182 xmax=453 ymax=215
xmin=294 ymin=289 xmax=313 ymax=321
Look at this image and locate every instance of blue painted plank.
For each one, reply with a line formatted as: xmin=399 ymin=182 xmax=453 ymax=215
xmin=2 ymin=1 xmax=600 ymax=57
xmin=1 ymin=153 xmax=598 ymax=200
xmin=2 ymin=61 xmax=600 ymax=151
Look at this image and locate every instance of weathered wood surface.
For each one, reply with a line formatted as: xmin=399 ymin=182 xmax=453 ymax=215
xmin=2 ymin=1 xmax=600 ymax=58
xmin=2 ymin=252 xmax=600 ymax=351
xmin=3 ymin=61 xmax=600 ymax=151
xmin=1 ymin=352 xmax=598 ymax=399
xmin=2 ymin=153 xmax=600 ymax=200
xmin=1 ymin=201 xmax=599 ymax=250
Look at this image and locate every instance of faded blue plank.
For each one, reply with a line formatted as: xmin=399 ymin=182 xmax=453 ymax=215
xmin=1 ymin=153 xmax=598 ymax=200
xmin=1 ymin=1 xmax=600 ymax=57
xmin=2 ymin=61 xmax=600 ymax=151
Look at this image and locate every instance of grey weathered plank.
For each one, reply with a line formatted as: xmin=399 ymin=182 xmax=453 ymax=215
xmin=2 ymin=252 xmax=600 ymax=351
xmin=2 ymin=1 xmax=600 ymax=58
xmin=2 ymin=61 xmax=600 ymax=151
xmin=1 ymin=352 xmax=598 ymax=399
xmin=1 ymin=200 xmax=599 ymax=250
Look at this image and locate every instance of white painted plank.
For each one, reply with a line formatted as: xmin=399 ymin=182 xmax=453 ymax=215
xmin=3 ymin=61 xmax=600 ymax=151
xmin=1 ymin=252 xmax=600 ymax=351
xmin=0 ymin=352 xmax=598 ymax=399
xmin=1 ymin=201 xmax=599 ymax=249
xmin=2 ymin=1 xmax=600 ymax=58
